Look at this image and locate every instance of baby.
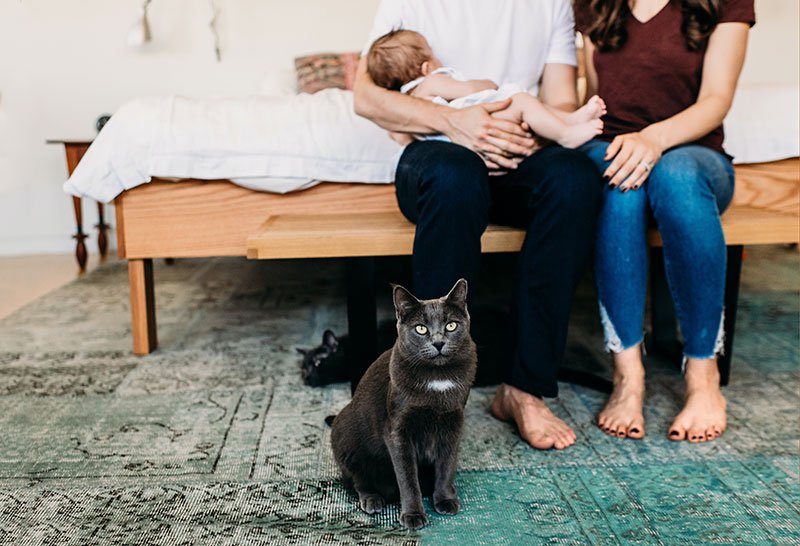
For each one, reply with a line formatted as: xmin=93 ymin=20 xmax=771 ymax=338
xmin=367 ymin=29 xmax=605 ymax=149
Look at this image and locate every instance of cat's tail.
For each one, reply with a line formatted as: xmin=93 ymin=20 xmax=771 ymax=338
xmin=324 ymin=415 xmax=336 ymax=427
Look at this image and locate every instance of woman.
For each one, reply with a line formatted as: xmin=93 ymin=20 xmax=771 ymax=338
xmin=575 ymin=0 xmax=754 ymax=443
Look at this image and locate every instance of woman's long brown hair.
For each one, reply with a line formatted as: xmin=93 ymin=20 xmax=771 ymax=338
xmin=578 ymin=0 xmax=721 ymax=52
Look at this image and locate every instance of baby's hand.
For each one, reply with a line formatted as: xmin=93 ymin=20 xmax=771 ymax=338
xmin=388 ymin=131 xmax=415 ymax=146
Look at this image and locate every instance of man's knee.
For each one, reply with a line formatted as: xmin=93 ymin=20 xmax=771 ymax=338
xmin=537 ymin=147 xmax=603 ymax=212
xmin=421 ymin=144 xmax=490 ymax=213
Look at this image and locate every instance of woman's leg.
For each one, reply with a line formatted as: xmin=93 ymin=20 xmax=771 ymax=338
xmin=581 ymin=139 xmax=649 ymax=440
xmin=645 ymin=146 xmax=735 ymax=443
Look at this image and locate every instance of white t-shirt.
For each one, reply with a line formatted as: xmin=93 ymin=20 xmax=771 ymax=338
xmin=361 ymin=0 xmax=577 ymax=96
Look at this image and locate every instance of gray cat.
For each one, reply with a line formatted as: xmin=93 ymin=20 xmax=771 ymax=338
xmin=329 ymin=279 xmax=477 ymax=530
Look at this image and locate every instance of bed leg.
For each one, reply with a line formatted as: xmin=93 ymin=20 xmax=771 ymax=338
xmin=128 ymin=258 xmax=158 ymax=355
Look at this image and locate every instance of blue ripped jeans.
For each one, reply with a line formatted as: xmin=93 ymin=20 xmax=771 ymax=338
xmin=580 ymin=140 xmax=735 ymax=359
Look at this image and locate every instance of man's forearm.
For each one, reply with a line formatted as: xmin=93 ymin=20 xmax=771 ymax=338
xmin=355 ymin=85 xmax=452 ymax=135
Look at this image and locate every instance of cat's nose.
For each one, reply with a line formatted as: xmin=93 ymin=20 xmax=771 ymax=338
xmin=432 ymin=341 xmax=445 ymax=353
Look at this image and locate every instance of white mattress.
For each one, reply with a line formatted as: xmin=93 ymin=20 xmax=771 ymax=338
xmin=724 ymin=84 xmax=799 ymax=164
xmin=64 ymin=90 xmax=403 ymax=203
xmin=64 ymin=85 xmax=798 ymax=203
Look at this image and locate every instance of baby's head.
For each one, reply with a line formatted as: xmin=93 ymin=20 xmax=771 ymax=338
xmin=366 ymin=29 xmax=441 ymax=91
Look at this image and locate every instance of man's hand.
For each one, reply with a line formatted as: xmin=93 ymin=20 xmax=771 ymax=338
xmin=443 ymin=101 xmax=537 ymax=170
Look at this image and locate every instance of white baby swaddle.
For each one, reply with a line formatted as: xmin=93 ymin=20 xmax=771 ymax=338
xmin=400 ymin=67 xmax=525 ymax=109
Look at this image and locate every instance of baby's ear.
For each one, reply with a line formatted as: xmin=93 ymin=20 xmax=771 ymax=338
xmin=421 ymin=61 xmax=432 ymax=76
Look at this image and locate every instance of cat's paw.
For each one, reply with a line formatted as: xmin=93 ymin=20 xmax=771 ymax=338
xmin=399 ymin=511 xmax=429 ymax=530
xmin=434 ymin=497 xmax=461 ymax=515
xmin=359 ymin=494 xmax=384 ymax=514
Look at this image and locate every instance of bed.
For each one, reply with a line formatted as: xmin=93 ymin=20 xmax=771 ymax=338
xmin=66 ymin=83 xmax=800 ymax=381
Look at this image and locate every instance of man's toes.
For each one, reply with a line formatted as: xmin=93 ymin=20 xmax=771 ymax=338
xmin=527 ymin=432 xmax=556 ymax=450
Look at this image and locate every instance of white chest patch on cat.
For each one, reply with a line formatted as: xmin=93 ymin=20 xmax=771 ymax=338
xmin=427 ymin=379 xmax=458 ymax=392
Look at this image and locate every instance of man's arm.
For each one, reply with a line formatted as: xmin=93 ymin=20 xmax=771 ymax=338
xmin=538 ymin=63 xmax=579 ymax=113
xmin=353 ymin=57 xmax=452 ymax=134
xmin=354 ymin=57 xmax=536 ymax=169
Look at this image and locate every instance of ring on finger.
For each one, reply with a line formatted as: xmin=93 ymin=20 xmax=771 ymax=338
xmin=640 ymin=160 xmax=655 ymax=173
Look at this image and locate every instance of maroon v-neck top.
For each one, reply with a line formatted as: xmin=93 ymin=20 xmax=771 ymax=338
xmin=575 ymin=0 xmax=755 ymax=157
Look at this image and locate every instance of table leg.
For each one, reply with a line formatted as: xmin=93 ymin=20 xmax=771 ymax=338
xmin=71 ymin=196 xmax=88 ymax=272
xmin=96 ymin=202 xmax=109 ymax=259
xmin=346 ymin=257 xmax=378 ymax=394
xmin=129 ymin=258 xmax=158 ymax=355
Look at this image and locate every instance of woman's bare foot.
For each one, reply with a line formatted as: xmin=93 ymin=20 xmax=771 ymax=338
xmin=490 ymin=384 xmax=577 ymax=450
xmin=558 ymin=119 xmax=604 ymax=149
xmin=597 ymin=346 xmax=646 ymax=439
xmin=567 ymin=95 xmax=607 ymax=124
xmin=668 ymin=358 xmax=727 ymax=443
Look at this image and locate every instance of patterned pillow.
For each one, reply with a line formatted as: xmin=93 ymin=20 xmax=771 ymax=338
xmin=295 ymin=52 xmax=360 ymax=94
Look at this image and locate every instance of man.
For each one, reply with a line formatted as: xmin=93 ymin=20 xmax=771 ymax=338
xmin=354 ymin=0 xmax=602 ymax=450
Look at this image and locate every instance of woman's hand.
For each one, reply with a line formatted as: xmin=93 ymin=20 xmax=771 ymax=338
xmin=603 ymin=129 xmax=664 ymax=191
xmin=443 ymin=100 xmax=537 ymax=171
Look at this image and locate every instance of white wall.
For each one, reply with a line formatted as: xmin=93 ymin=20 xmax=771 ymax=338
xmin=0 ymin=0 xmax=381 ymax=256
xmin=0 ymin=0 xmax=797 ymax=256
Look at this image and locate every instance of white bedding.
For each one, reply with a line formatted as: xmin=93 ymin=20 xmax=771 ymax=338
xmin=724 ymin=84 xmax=799 ymax=165
xmin=64 ymin=89 xmax=403 ymax=203
xmin=64 ymin=85 xmax=799 ymax=203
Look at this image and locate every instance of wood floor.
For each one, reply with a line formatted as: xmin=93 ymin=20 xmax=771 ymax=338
xmin=0 ymin=254 xmax=107 ymax=320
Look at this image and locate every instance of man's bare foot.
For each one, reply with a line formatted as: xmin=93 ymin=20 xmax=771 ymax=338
xmin=597 ymin=346 xmax=646 ymax=439
xmin=668 ymin=358 xmax=727 ymax=443
xmin=490 ymin=384 xmax=577 ymax=450
xmin=567 ymin=95 xmax=607 ymax=124
xmin=558 ymin=119 xmax=604 ymax=149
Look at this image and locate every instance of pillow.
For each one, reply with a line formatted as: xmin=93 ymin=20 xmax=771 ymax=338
xmin=295 ymin=52 xmax=360 ymax=94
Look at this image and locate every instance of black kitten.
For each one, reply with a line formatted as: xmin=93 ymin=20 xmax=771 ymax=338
xmin=330 ymin=279 xmax=477 ymax=530
xmin=297 ymin=330 xmax=349 ymax=387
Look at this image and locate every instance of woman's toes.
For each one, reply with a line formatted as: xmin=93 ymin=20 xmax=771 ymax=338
xmin=668 ymin=428 xmax=686 ymax=441
xmin=616 ymin=429 xmax=627 ymax=438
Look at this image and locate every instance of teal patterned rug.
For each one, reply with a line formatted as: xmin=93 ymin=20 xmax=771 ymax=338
xmin=0 ymin=247 xmax=797 ymax=545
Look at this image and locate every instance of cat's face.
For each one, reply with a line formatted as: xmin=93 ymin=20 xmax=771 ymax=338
xmin=393 ymin=279 xmax=470 ymax=363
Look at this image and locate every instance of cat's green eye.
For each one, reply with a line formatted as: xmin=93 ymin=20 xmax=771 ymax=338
xmin=445 ymin=321 xmax=458 ymax=332
xmin=415 ymin=325 xmax=428 ymax=335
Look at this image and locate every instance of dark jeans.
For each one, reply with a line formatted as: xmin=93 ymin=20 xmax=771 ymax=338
xmin=395 ymin=141 xmax=602 ymax=397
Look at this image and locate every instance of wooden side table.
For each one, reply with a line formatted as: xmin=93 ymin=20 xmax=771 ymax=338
xmin=47 ymin=139 xmax=110 ymax=271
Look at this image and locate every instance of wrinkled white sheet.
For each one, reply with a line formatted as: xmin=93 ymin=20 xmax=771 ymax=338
xmin=64 ymin=89 xmax=402 ymax=203
xmin=724 ymin=84 xmax=799 ymax=164
xmin=64 ymin=85 xmax=799 ymax=203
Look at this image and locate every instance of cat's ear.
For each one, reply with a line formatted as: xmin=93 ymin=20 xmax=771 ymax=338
xmin=445 ymin=278 xmax=468 ymax=309
xmin=392 ymin=284 xmax=420 ymax=321
xmin=323 ymin=330 xmax=339 ymax=350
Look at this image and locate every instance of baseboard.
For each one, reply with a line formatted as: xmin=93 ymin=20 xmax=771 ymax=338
xmin=0 ymin=236 xmax=116 ymax=257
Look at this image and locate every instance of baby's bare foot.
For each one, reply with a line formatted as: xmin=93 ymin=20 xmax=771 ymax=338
xmin=597 ymin=350 xmax=645 ymax=439
xmin=558 ymin=119 xmax=603 ymax=149
xmin=490 ymin=384 xmax=576 ymax=450
xmin=568 ymin=95 xmax=607 ymax=124
xmin=668 ymin=359 xmax=727 ymax=443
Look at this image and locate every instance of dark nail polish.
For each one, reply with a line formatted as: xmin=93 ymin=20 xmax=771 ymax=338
xmin=630 ymin=428 xmax=639 ymax=434
xmin=670 ymin=431 xmax=679 ymax=437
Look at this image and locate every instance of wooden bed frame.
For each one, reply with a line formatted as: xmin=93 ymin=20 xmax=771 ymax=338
xmin=115 ymin=158 xmax=800 ymax=385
